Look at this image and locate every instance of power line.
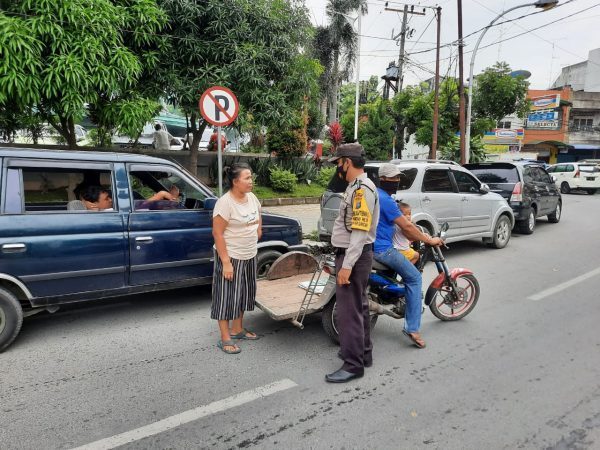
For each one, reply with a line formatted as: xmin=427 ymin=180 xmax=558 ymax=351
xmin=412 ymin=2 xmax=600 ymax=67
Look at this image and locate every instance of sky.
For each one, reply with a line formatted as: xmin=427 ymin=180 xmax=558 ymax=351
xmin=304 ymin=0 xmax=600 ymax=91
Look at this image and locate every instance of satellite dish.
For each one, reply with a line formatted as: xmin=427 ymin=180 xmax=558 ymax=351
xmin=510 ymin=70 xmax=531 ymax=79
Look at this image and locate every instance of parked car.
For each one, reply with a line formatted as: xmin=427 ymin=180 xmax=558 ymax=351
xmin=0 ymin=148 xmax=306 ymax=351
xmin=465 ymin=161 xmax=561 ymax=235
xmin=318 ymin=160 xmax=514 ymax=248
xmin=546 ymin=162 xmax=600 ymax=195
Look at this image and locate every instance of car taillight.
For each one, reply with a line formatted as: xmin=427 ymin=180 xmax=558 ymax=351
xmin=574 ymin=170 xmax=580 ymax=178
xmin=510 ymin=182 xmax=523 ymax=202
xmin=323 ymin=265 xmax=333 ymax=275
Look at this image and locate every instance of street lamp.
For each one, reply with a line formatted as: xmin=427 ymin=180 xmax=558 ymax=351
xmin=464 ymin=0 xmax=558 ymax=163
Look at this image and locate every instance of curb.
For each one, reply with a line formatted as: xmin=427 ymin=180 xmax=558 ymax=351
xmin=260 ymin=196 xmax=321 ymax=207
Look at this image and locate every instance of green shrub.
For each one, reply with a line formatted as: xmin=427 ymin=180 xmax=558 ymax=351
xmin=269 ymin=166 xmax=297 ymax=192
xmin=277 ymin=158 xmax=318 ymax=184
xmin=317 ymin=166 xmax=337 ymax=187
xmin=266 ymin=128 xmax=305 ymax=158
xmin=248 ymin=157 xmax=273 ymax=186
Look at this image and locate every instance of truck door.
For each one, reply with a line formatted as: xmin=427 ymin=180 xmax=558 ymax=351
xmin=0 ymin=160 xmax=126 ymax=300
xmin=126 ymin=164 xmax=215 ymax=287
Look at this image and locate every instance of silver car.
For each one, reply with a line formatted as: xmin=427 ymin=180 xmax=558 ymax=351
xmin=318 ymin=160 xmax=514 ymax=249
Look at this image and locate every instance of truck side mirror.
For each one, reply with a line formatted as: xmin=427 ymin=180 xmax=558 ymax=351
xmin=204 ymin=197 xmax=218 ymax=210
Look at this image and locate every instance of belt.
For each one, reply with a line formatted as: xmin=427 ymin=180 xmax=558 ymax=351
xmin=334 ymin=243 xmax=373 ymax=255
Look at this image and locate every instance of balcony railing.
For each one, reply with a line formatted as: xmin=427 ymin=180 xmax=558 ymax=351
xmin=569 ymin=124 xmax=598 ymax=133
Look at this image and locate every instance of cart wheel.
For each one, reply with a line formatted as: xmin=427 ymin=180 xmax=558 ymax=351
xmin=321 ymin=296 xmax=379 ymax=345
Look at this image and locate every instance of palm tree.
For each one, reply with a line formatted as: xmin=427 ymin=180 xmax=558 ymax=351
xmin=325 ymin=0 xmax=367 ymax=124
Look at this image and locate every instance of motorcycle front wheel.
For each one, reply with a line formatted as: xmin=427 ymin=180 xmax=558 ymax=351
xmin=427 ymin=274 xmax=480 ymax=321
xmin=321 ymin=295 xmax=379 ymax=345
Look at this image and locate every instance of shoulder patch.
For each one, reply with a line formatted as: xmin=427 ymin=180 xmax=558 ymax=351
xmin=351 ymin=188 xmax=372 ymax=231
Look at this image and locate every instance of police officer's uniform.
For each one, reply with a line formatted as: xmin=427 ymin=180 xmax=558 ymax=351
xmin=328 ymin=144 xmax=379 ymax=381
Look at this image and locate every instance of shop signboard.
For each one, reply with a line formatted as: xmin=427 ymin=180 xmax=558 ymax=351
xmin=530 ymin=94 xmax=560 ymax=111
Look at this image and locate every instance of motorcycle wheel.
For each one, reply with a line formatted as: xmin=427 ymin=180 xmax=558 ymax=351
xmin=321 ymin=295 xmax=379 ymax=345
xmin=427 ymin=274 xmax=480 ymax=321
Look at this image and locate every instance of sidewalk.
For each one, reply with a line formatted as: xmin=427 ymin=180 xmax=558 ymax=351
xmin=262 ymin=203 xmax=321 ymax=234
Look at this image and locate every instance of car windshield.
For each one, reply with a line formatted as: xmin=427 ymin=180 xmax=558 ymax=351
xmin=467 ymin=166 xmax=519 ymax=183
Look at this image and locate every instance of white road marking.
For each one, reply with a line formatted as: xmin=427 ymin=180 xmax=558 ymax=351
xmin=70 ymin=378 xmax=298 ymax=450
xmin=528 ymin=267 xmax=600 ymax=301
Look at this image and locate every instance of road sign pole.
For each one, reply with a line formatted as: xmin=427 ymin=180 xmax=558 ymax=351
xmin=217 ymin=126 xmax=223 ymax=196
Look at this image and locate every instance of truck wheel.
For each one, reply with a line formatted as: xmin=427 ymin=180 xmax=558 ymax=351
xmin=0 ymin=288 xmax=24 ymax=353
xmin=256 ymin=250 xmax=282 ymax=279
xmin=518 ymin=209 xmax=536 ymax=235
xmin=560 ymin=182 xmax=571 ymax=194
xmin=321 ymin=296 xmax=378 ymax=345
xmin=487 ymin=215 xmax=511 ymax=248
xmin=547 ymin=201 xmax=562 ymax=223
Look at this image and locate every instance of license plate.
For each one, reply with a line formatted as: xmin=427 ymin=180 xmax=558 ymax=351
xmin=586 ymin=177 xmax=595 ymax=181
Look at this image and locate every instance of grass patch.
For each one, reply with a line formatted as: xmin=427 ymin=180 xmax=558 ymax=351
xmin=253 ymin=183 xmax=325 ymax=199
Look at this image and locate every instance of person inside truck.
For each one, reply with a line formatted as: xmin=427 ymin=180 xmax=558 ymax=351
xmin=81 ymin=185 xmax=114 ymax=211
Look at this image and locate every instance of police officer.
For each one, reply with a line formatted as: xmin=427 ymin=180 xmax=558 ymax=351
xmin=326 ymin=143 xmax=379 ymax=383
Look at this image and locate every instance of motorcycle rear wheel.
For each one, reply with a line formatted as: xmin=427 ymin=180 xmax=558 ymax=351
xmin=427 ymin=274 xmax=480 ymax=321
xmin=322 ymin=295 xmax=379 ymax=345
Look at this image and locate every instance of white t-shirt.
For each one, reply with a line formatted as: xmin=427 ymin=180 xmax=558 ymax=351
xmin=392 ymin=225 xmax=410 ymax=251
xmin=213 ymin=191 xmax=261 ymax=260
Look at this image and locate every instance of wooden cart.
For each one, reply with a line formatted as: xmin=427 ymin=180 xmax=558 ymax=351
xmin=255 ymin=251 xmax=336 ymax=330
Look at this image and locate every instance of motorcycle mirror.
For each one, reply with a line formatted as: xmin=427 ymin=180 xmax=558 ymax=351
xmin=440 ymin=222 xmax=449 ymax=233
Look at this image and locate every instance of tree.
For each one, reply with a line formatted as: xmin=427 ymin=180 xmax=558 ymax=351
xmin=397 ymin=80 xmax=460 ymax=153
xmin=338 ymin=76 xmax=379 ymax=140
xmin=325 ymin=0 xmax=367 ymax=123
xmin=358 ymin=99 xmax=394 ymax=161
xmin=472 ymin=62 xmax=530 ymax=125
xmin=0 ymin=1 xmax=167 ymax=148
xmin=155 ymin=0 xmax=321 ymax=174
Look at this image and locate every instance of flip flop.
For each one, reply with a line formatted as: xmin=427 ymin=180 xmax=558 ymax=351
xmin=402 ymin=330 xmax=426 ymax=349
xmin=230 ymin=328 xmax=260 ymax=340
xmin=217 ymin=340 xmax=241 ymax=354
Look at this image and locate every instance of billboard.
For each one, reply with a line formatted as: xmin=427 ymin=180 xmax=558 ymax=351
xmin=530 ymin=94 xmax=560 ymax=111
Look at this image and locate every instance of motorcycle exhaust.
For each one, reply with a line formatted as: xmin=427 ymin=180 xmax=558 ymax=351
xmin=369 ymin=299 xmax=402 ymax=319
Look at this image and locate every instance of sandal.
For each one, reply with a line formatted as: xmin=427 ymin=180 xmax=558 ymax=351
xmin=217 ymin=340 xmax=241 ymax=354
xmin=402 ymin=330 xmax=426 ymax=349
xmin=230 ymin=328 xmax=260 ymax=340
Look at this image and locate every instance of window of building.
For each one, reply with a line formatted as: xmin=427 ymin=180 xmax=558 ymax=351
xmin=573 ymin=118 xmax=594 ymax=130
xmin=497 ymin=121 xmax=512 ymax=129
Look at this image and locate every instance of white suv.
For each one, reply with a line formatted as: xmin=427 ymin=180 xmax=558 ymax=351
xmin=546 ymin=162 xmax=600 ymax=195
xmin=318 ymin=160 xmax=515 ymax=249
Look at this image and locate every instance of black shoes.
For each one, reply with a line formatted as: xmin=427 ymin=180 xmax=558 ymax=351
xmin=325 ymin=368 xmax=364 ymax=383
xmin=337 ymin=350 xmax=372 ymax=367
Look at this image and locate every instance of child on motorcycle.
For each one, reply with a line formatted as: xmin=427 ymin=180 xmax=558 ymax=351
xmin=392 ymin=202 xmax=420 ymax=265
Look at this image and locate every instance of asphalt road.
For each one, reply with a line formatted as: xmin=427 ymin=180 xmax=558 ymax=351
xmin=1 ymin=193 xmax=599 ymax=450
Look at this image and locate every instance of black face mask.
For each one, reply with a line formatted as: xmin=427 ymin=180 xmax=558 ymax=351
xmin=336 ymin=163 xmax=348 ymax=181
xmin=380 ymin=180 xmax=399 ymax=195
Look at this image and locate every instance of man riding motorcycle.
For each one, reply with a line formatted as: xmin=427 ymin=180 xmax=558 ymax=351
xmin=373 ymin=164 xmax=443 ymax=349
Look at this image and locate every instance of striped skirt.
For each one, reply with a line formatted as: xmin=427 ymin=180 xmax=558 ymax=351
xmin=210 ymin=252 xmax=258 ymax=320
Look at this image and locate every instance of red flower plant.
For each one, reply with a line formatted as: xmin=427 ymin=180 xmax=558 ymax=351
xmin=328 ymin=121 xmax=344 ymax=153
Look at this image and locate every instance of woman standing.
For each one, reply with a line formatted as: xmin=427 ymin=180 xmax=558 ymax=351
xmin=211 ymin=163 xmax=262 ymax=354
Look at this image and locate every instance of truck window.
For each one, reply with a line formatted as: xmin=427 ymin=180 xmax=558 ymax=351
xmin=128 ymin=166 xmax=209 ymax=211
xmin=5 ymin=167 xmax=114 ymax=213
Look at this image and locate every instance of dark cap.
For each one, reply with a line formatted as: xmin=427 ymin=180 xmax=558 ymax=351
xmin=328 ymin=143 xmax=365 ymax=162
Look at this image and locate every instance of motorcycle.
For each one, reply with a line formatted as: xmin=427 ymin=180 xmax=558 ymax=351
xmin=320 ymin=222 xmax=480 ymax=344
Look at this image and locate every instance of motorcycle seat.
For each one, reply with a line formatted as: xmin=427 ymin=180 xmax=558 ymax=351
xmin=372 ymin=260 xmax=392 ymax=271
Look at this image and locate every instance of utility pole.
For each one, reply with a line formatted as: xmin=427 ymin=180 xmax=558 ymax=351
xmin=457 ymin=0 xmax=466 ymax=164
xmin=431 ymin=6 xmax=441 ymax=159
xmin=396 ymin=5 xmax=408 ymax=92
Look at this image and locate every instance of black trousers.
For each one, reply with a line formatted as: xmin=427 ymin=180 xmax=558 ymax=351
xmin=335 ymin=249 xmax=373 ymax=374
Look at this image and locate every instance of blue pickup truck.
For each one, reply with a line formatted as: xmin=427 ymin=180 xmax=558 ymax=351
xmin=0 ymin=148 xmax=306 ymax=351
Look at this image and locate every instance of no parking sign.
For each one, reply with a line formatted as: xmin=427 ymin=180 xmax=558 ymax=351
xmin=199 ymin=86 xmax=239 ymax=196
xmin=199 ymin=86 xmax=239 ymax=127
